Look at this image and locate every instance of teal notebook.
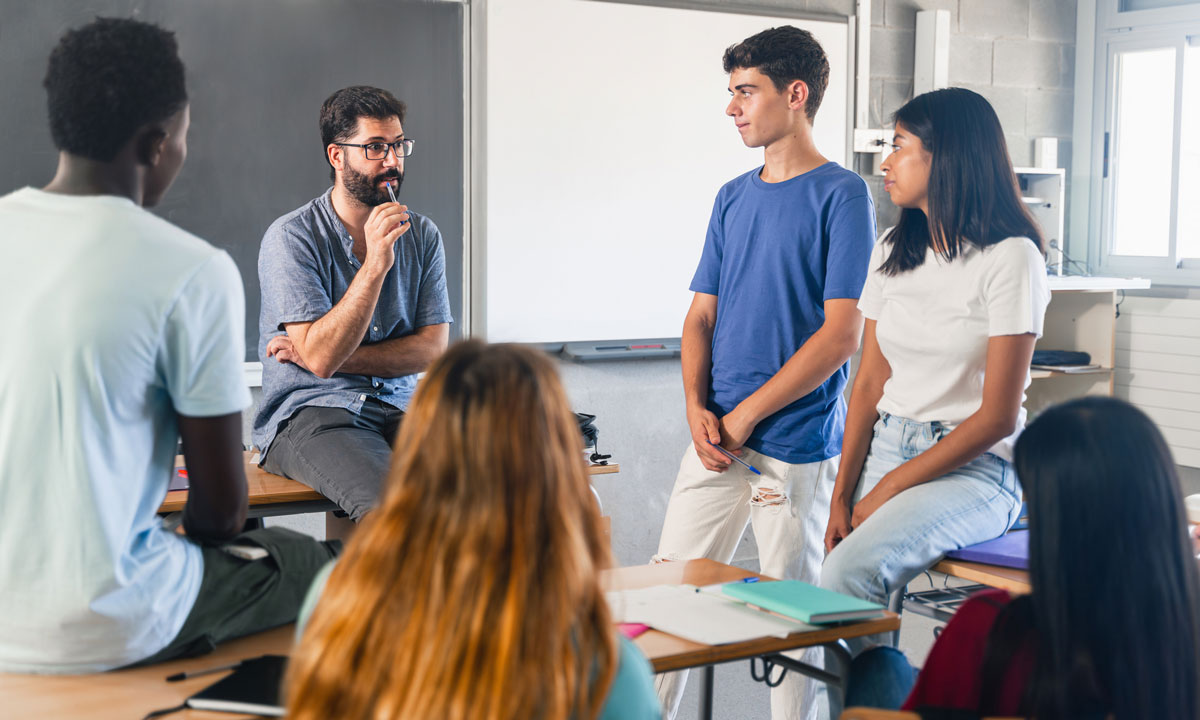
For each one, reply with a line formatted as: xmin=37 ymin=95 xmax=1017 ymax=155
xmin=721 ymin=580 xmax=884 ymax=624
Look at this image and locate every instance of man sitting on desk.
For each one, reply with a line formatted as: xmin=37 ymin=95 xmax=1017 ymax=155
xmin=0 ymin=18 xmax=336 ymax=673
xmin=254 ymin=86 xmax=452 ymax=522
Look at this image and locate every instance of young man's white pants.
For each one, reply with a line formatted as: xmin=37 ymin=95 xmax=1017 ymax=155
xmin=652 ymin=444 xmax=837 ymax=720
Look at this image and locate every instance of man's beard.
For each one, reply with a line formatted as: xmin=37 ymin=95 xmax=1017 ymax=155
xmin=342 ymin=165 xmax=404 ymax=207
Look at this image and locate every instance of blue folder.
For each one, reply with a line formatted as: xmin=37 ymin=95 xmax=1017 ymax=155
xmin=944 ymin=530 xmax=1029 ymax=570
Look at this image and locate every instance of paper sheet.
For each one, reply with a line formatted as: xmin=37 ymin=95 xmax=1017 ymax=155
xmin=606 ymin=584 xmax=812 ymax=645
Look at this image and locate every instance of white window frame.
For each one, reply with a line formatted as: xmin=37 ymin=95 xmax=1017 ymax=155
xmin=1073 ymin=0 xmax=1200 ymax=285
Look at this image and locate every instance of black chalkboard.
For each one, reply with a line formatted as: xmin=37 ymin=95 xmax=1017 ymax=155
xmin=0 ymin=0 xmax=465 ymax=361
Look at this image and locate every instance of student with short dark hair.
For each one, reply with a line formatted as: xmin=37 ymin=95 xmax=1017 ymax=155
xmin=254 ymin=85 xmax=452 ymax=522
xmin=653 ymin=25 xmax=876 ymax=720
xmin=0 ymin=17 xmax=336 ymax=673
xmin=902 ymin=397 xmax=1200 ymax=718
xmin=820 ymin=87 xmax=1050 ymax=652
xmin=286 ymin=341 xmax=661 ymax=720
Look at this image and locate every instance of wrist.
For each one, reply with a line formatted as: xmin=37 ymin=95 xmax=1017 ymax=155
xmin=734 ymin=396 xmax=768 ymax=426
xmin=876 ymin=471 xmax=905 ymax=497
xmin=361 ymin=247 xmax=394 ymax=273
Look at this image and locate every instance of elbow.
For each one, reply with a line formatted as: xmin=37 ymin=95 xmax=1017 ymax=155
xmin=184 ymin=506 xmax=246 ymax=543
xmin=211 ymin=514 xmax=246 ymax=542
xmin=981 ymin=409 xmax=1021 ymax=443
xmin=419 ymin=331 xmax=449 ymax=369
xmin=829 ymin=331 xmax=860 ymax=365
xmin=683 ymin=314 xmax=716 ymax=341
xmin=431 ymin=334 xmax=449 ymax=358
xmin=840 ymin=332 xmax=862 ymax=361
xmin=307 ymin=357 xmax=338 ymax=380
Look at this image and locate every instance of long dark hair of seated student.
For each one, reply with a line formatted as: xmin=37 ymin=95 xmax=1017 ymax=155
xmin=984 ymin=397 xmax=1200 ymax=718
xmin=880 ymin=86 xmax=1043 ymax=275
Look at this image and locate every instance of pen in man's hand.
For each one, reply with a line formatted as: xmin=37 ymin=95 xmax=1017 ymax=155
xmin=706 ymin=439 xmax=762 ymax=475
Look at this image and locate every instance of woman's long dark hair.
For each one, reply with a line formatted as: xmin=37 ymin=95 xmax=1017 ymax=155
xmin=881 ymin=87 xmax=1044 ymax=275
xmin=980 ymin=397 xmax=1200 ymax=719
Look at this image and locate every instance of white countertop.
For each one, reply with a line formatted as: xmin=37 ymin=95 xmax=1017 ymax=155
xmin=1047 ymin=275 xmax=1152 ymax=291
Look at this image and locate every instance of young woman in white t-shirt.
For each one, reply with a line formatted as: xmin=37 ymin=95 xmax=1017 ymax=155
xmin=818 ymin=87 xmax=1050 ymax=639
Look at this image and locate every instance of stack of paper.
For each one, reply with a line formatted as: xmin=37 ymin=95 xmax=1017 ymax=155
xmin=606 ymin=584 xmax=811 ymax=645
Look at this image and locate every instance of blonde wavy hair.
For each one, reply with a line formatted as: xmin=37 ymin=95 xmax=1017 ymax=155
xmin=285 ymin=341 xmax=617 ymax=720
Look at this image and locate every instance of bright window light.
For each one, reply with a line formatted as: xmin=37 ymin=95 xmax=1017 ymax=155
xmin=1111 ymin=46 xmax=1176 ymax=257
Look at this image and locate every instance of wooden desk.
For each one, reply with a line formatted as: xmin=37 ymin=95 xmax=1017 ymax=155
xmin=931 ymin=559 xmax=1030 ymax=595
xmin=3 ymin=559 xmax=891 ymax=720
xmin=606 ymin=559 xmax=900 ymax=720
xmin=0 ymin=626 xmax=293 ymax=720
xmin=159 ymin=452 xmax=619 ymax=516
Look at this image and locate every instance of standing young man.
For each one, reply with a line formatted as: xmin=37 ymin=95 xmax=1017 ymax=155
xmin=0 ymin=18 xmax=336 ymax=673
xmin=254 ymin=86 xmax=452 ymax=522
xmin=653 ymin=26 xmax=876 ymax=719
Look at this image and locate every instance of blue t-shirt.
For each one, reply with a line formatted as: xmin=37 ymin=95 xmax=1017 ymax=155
xmin=690 ymin=162 xmax=876 ymax=463
xmin=253 ymin=189 xmax=453 ymax=455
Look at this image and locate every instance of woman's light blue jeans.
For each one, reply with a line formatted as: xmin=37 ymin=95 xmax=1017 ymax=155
xmin=819 ymin=411 xmax=1023 ymax=655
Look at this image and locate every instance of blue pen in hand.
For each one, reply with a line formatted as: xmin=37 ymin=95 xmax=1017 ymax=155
xmin=706 ymin=439 xmax=762 ymax=475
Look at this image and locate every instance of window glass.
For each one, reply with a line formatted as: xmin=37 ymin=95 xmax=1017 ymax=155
xmin=1120 ymin=0 xmax=1200 ymax=11
xmin=1179 ymin=41 xmax=1200 ymax=259
xmin=1111 ymin=46 xmax=1176 ymax=256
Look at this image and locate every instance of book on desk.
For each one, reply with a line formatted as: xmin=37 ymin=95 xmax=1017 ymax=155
xmin=722 ymin=580 xmax=885 ymax=625
xmin=184 ymin=654 xmax=287 ymax=716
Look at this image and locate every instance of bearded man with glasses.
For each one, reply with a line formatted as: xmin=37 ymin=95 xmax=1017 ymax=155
xmin=254 ymin=86 xmax=452 ymax=524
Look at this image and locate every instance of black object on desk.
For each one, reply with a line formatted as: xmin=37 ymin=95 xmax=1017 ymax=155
xmin=185 ymin=654 xmax=287 ymax=716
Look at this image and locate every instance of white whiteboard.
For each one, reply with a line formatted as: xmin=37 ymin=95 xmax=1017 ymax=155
xmin=480 ymin=0 xmax=850 ymax=343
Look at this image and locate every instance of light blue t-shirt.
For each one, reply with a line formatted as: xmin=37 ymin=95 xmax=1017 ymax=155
xmin=0 ymin=188 xmax=251 ymax=672
xmin=295 ymin=562 xmax=661 ymax=719
xmin=690 ymin=162 xmax=876 ymax=463
xmin=253 ymin=189 xmax=453 ymax=455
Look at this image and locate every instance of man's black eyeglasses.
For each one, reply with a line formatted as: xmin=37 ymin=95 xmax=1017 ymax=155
xmin=334 ymin=139 xmax=414 ymax=160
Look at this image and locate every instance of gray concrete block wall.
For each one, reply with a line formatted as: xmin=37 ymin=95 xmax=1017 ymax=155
xmin=856 ymin=0 xmax=1077 ymax=229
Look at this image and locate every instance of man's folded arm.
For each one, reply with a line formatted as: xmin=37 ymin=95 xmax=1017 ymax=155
xmin=336 ymin=322 xmax=449 ymax=377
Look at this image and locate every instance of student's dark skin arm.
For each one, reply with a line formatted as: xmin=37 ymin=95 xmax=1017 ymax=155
xmin=178 ymin=412 xmax=247 ymax=541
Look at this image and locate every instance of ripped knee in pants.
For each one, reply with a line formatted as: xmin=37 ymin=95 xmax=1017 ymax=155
xmin=750 ymin=487 xmax=787 ymax=508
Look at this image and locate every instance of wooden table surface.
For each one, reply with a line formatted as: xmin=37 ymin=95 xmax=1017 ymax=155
xmin=160 ymin=452 xmax=619 ymax=514
xmin=606 ymin=559 xmax=900 ymax=673
xmin=0 ymin=626 xmax=294 ymax=720
xmin=2 ymin=559 xmax=894 ymax=718
xmin=931 ymin=558 xmax=1032 ymax=594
